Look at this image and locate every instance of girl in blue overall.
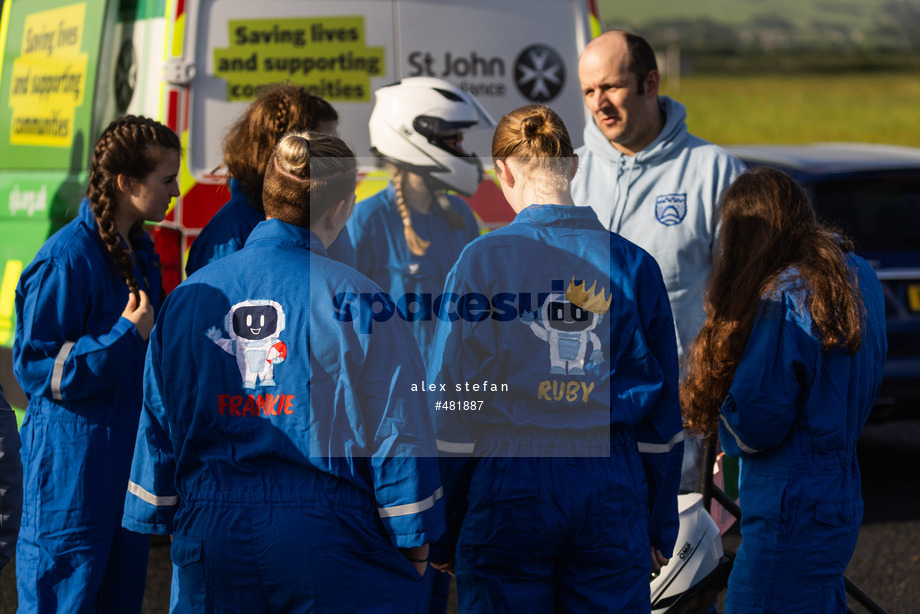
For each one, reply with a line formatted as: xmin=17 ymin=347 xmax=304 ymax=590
xmin=351 ymin=77 xmax=493 ymax=612
xmin=185 ymin=84 xmax=347 ymax=275
xmin=349 ymin=77 xmax=492 ymax=364
xmin=123 ymin=131 xmax=444 ymax=612
xmin=14 ymin=116 xmax=181 ymax=613
xmin=428 ymin=104 xmax=685 ymax=613
xmin=680 ymin=168 xmax=887 ymax=613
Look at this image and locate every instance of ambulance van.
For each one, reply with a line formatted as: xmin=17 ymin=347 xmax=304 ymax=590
xmin=0 ymin=0 xmax=599 ymax=410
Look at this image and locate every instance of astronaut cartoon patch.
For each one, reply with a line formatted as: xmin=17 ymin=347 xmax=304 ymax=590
xmin=522 ymin=278 xmax=611 ymax=376
xmin=207 ymin=299 xmax=287 ymax=389
xmin=655 ymin=193 xmax=687 ymax=226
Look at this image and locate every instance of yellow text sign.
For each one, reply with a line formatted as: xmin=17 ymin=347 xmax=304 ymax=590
xmin=8 ymin=3 xmax=88 ymax=147
xmin=213 ymin=16 xmax=384 ymax=102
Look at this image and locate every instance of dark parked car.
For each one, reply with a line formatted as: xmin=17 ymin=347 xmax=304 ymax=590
xmin=728 ymin=143 xmax=920 ymax=420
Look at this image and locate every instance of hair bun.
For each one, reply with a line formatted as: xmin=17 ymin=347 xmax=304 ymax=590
xmin=276 ymin=132 xmax=312 ymax=177
xmin=521 ymin=115 xmax=544 ymax=139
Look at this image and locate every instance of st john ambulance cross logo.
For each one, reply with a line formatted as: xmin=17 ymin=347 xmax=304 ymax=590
xmin=514 ymin=44 xmax=565 ymax=102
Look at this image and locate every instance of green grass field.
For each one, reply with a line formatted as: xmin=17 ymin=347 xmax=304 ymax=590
xmin=659 ymin=72 xmax=920 ymax=146
xmin=599 ymin=0 xmax=898 ymax=31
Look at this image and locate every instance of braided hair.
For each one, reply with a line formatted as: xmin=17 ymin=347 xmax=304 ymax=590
xmin=392 ymin=169 xmax=430 ymax=256
xmin=391 ymin=168 xmax=469 ymax=257
xmin=87 ymin=115 xmax=180 ymax=297
xmin=223 ymin=84 xmax=339 ymax=213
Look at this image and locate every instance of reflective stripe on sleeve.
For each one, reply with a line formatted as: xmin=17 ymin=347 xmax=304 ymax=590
xmin=127 ymin=480 xmax=179 ymax=507
xmin=637 ymin=429 xmax=685 ymax=454
xmin=436 ymin=440 xmax=476 ymax=454
xmin=377 ymin=486 xmax=444 ymax=519
xmin=720 ymin=414 xmax=760 ymax=454
xmin=51 ymin=341 xmax=75 ymax=401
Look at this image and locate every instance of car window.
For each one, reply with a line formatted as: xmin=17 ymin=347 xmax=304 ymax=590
xmin=811 ymin=174 xmax=920 ymax=253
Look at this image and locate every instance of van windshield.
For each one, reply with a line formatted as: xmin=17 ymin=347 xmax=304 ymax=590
xmin=811 ymin=173 xmax=920 ymax=253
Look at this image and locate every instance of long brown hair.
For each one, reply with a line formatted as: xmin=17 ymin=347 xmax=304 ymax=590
xmin=223 ymin=84 xmax=338 ymax=212
xmin=680 ymin=167 xmax=864 ymax=435
xmin=262 ymin=130 xmax=357 ymax=228
xmin=87 ymin=115 xmax=180 ymax=297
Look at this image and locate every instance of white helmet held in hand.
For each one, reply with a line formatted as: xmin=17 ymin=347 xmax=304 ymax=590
xmin=368 ymin=77 xmax=496 ymax=196
xmin=650 ymin=493 xmax=733 ymax=613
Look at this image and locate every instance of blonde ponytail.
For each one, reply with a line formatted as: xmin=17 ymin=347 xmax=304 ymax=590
xmin=393 ymin=170 xmax=431 ymax=256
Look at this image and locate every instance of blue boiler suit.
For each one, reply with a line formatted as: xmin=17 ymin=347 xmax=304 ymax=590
xmin=124 ymin=220 xmax=445 ymax=613
xmin=719 ymin=254 xmax=887 ymax=613
xmin=347 ymin=184 xmax=479 ymax=362
xmin=186 ymin=178 xmax=356 ymax=276
xmin=14 ymin=198 xmax=160 ymax=613
xmin=348 ymin=184 xmax=479 ymax=612
xmin=428 ymin=205 xmax=684 ymax=613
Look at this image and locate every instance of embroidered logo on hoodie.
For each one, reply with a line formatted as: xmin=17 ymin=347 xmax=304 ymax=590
xmin=655 ymin=193 xmax=687 ymax=226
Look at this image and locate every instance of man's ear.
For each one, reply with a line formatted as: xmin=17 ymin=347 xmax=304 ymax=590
xmin=645 ymin=69 xmax=661 ymax=98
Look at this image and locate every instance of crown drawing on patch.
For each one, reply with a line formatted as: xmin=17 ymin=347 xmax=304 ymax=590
xmin=565 ymin=278 xmax=611 ymax=314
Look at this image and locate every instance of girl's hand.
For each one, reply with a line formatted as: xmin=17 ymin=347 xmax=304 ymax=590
xmin=431 ymin=561 xmax=455 ymax=578
xmin=123 ymin=290 xmax=154 ymax=340
xmin=399 ymin=544 xmax=430 ymax=578
xmin=651 ymin=547 xmax=670 ymax=574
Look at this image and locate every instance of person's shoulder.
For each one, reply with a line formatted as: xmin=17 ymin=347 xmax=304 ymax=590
xmin=313 ymin=252 xmax=384 ymax=293
xmin=31 ymin=216 xmax=96 ymax=266
xmin=446 ymin=225 xmax=514 ymax=269
xmin=355 ymin=187 xmax=393 ymax=214
xmin=350 ymin=188 xmax=395 ymax=228
xmin=465 ymin=222 xmax=520 ymax=246
xmin=19 ymin=220 xmax=100 ymax=296
xmin=610 ymin=230 xmax=664 ymax=273
xmin=681 ymin=131 xmax=744 ymax=165
xmin=760 ymin=267 xmax=812 ymax=323
xmin=845 ymin=251 xmax=874 ymax=275
xmin=211 ymin=190 xmax=262 ymax=227
xmin=845 ymin=252 xmax=884 ymax=297
xmin=445 ymin=192 xmax=473 ymax=213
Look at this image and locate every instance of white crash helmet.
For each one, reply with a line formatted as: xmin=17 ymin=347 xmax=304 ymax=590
xmin=650 ymin=493 xmax=733 ymax=613
xmin=368 ymin=76 xmax=496 ymax=196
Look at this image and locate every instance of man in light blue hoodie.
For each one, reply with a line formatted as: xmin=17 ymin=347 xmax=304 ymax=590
xmin=572 ymin=29 xmax=747 ymax=490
